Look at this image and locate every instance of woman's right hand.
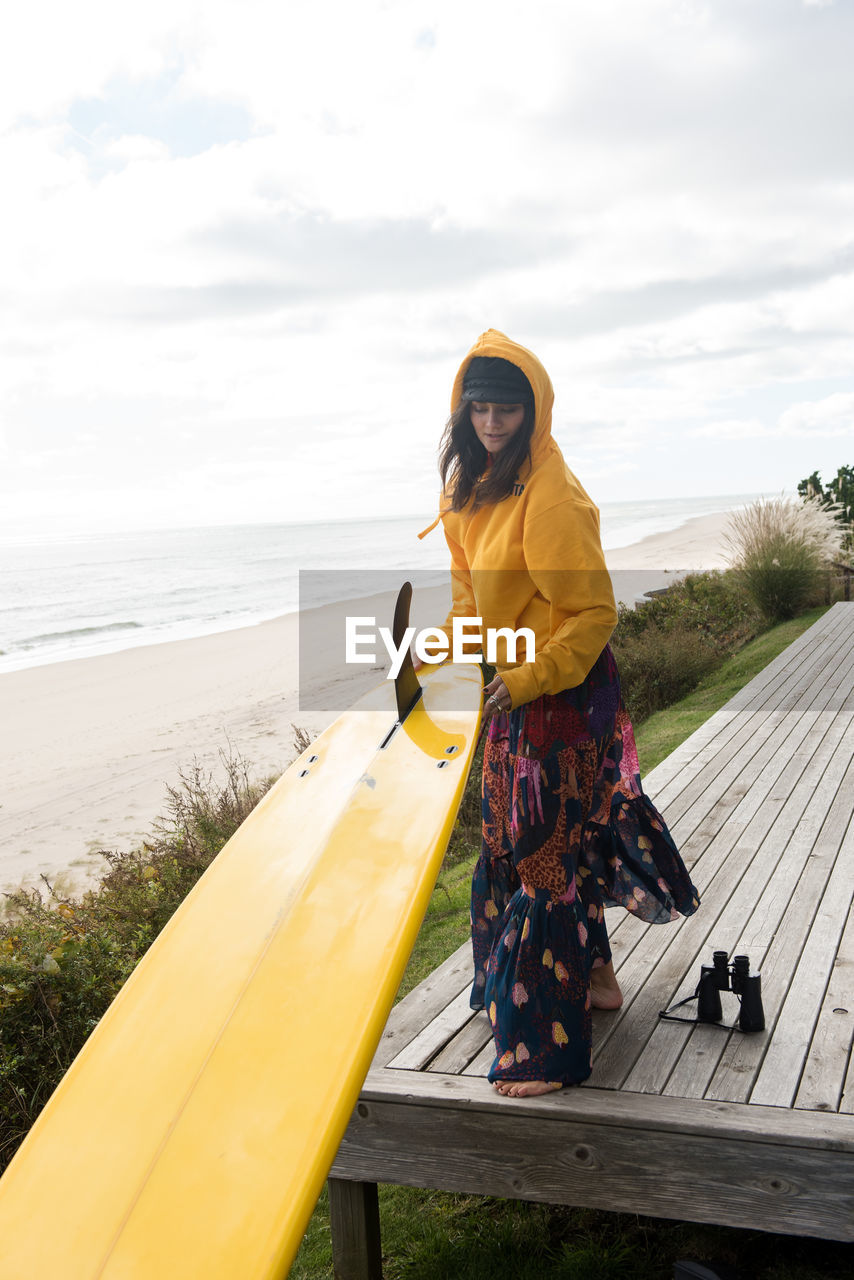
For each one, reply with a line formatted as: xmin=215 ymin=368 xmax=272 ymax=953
xmin=482 ymin=675 xmax=511 ymax=716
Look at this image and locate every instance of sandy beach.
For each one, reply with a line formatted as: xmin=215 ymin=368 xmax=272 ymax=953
xmin=0 ymin=509 xmax=734 ymax=897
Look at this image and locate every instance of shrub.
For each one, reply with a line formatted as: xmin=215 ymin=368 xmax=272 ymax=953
xmin=723 ymin=496 xmax=846 ymax=622
xmin=0 ymin=750 xmax=273 ymax=1173
xmin=612 ymin=570 xmax=760 ymax=649
xmin=608 ymin=569 xmax=761 ymax=723
xmin=611 ymin=623 xmax=719 ymax=724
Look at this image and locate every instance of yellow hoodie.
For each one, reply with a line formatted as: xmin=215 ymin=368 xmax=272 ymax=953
xmin=420 ymin=330 xmax=617 ymax=709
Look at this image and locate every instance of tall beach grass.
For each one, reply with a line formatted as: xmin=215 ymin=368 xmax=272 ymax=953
xmin=722 ymin=494 xmax=846 ymax=621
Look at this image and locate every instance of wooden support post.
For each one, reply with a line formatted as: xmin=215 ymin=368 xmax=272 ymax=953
xmin=328 ymin=1177 xmax=382 ymax=1280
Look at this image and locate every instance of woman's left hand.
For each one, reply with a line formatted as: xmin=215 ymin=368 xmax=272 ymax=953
xmin=482 ymin=675 xmax=511 ymax=718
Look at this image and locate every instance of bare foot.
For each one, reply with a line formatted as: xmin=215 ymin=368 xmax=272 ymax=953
xmin=492 ymin=1079 xmax=563 ymax=1097
xmin=590 ymin=961 xmax=623 ymax=1010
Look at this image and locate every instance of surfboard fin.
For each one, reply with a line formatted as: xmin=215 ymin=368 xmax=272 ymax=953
xmin=393 ymin=581 xmax=423 ymax=723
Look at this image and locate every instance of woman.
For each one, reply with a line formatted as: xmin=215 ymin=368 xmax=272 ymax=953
xmin=418 ymin=330 xmax=699 ymax=1098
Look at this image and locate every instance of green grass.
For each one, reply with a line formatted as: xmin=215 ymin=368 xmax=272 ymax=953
xmin=289 ymin=605 xmax=854 ymax=1279
xmin=633 ymin=606 xmax=828 ymax=774
xmin=393 ymin=841 xmax=476 ymax=1003
xmin=289 ymin=1190 xmax=852 ymax=1279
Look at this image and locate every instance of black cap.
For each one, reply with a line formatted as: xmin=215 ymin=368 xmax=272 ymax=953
xmin=462 ymin=356 xmax=534 ymax=406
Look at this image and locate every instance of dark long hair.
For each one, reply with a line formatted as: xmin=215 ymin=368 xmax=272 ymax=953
xmin=438 ymin=400 xmax=536 ymax=512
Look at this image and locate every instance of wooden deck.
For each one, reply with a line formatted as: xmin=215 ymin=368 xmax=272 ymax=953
xmin=328 ymin=603 xmax=854 ymax=1277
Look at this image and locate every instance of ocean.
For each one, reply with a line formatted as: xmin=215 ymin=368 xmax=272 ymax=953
xmin=0 ymin=494 xmax=764 ymax=674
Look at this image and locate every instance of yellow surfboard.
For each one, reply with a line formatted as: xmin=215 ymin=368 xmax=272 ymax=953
xmin=0 ymin=585 xmax=482 ymax=1278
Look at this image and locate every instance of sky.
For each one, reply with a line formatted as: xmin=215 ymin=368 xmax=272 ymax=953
xmin=1 ymin=0 xmax=852 ymax=537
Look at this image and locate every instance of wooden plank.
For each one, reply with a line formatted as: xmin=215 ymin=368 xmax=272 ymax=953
xmin=599 ymin=903 xmax=654 ymax=959
xmin=587 ymin=681 xmax=850 ymax=1089
xmin=706 ymin=751 xmax=854 ymax=1104
xmin=595 ymin=845 xmax=775 ymax=1091
xmin=841 ymin=1018 xmax=854 ymax=1115
xmin=463 ymin=1040 xmax=496 ymax=1077
xmin=387 ymin=987 xmax=475 ymax=1070
xmin=589 ymin=892 xmax=734 ymax=1089
xmin=597 ymin=627 xmax=854 ymax=1088
xmin=628 ymin=679 xmax=854 ymax=1096
xmin=354 ymin=1069 xmax=854 ymax=1147
xmin=332 ymin=1085 xmax=854 ymax=1241
xmin=750 ymin=780 xmax=854 ymax=1108
xmin=588 ymin=708 xmax=803 ymax=1074
xmin=795 ymin=898 xmax=854 ymax=1113
xmin=656 ymin=608 xmax=853 ymax=832
xmin=657 ymin=610 xmax=854 ymax=843
xmin=377 ymin=607 xmax=854 ymax=1087
xmin=428 ymin=1010 xmax=492 ymax=1074
xmin=657 ymin=660 xmax=854 ymax=884
xmin=578 ymin=614 xmax=854 ymax=1075
xmin=646 ymin=607 xmax=852 ymax=815
xmin=645 ymin=607 xmax=848 ymax=802
xmin=373 ymin=942 xmax=472 ymax=1067
xmin=659 ymin=1024 xmax=734 ymax=1100
xmin=328 ymin=1178 xmax=383 ymax=1280
xmin=414 ymin=610 xmax=854 ymax=1096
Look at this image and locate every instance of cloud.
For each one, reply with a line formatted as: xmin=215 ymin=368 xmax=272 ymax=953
xmin=778 ymin=392 xmax=854 ymax=437
xmin=0 ymin=0 xmax=185 ymax=129
xmin=541 ymin=0 xmax=854 ymax=190
xmin=193 ymin=213 xmax=565 ymax=305
xmin=513 ymin=247 xmax=854 ymax=338
xmin=694 ymin=392 xmax=854 ymax=441
xmin=693 ymin=419 xmax=774 ymax=440
xmin=1 ymin=0 xmax=854 ymax=529
xmin=65 ymin=66 xmax=253 ymax=177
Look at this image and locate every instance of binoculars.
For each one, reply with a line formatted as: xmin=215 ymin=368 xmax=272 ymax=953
xmin=697 ymin=950 xmax=765 ymax=1033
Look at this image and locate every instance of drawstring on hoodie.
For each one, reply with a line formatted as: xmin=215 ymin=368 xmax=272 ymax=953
xmin=417 ymin=513 xmax=443 ymax=540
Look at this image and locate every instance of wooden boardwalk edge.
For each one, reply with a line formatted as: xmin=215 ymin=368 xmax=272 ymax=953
xmin=332 ymin=1092 xmax=854 ymax=1243
xmin=353 ymin=1070 xmax=854 ymax=1150
xmin=329 ymin=605 xmax=854 ymax=1272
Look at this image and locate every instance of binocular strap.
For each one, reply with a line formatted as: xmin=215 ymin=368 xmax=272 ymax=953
xmin=658 ymin=990 xmax=743 ymax=1030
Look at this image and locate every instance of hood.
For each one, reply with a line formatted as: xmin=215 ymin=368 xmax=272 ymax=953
xmin=417 ymin=330 xmax=559 ymax=540
xmin=451 ymin=329 xmax=556 ymax=472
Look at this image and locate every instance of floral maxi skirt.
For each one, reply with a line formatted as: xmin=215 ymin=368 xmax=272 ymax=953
xmin=471 ymin=644 xmax=700 ymax=1086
